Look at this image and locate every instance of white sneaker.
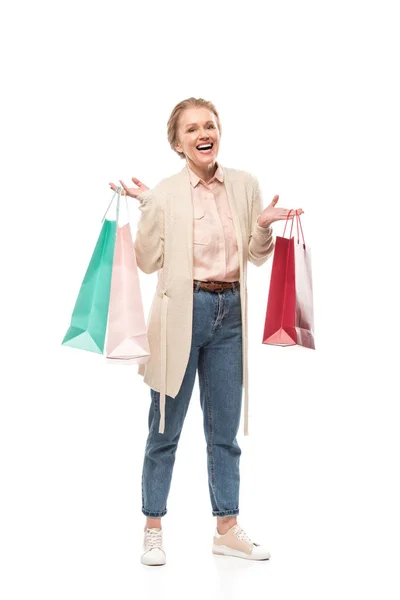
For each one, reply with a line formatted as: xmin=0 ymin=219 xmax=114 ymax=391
xmin=212 ymin=524 xmax=271 ymax=561
xmin=141 ymin=528 xmax=166 ymax=566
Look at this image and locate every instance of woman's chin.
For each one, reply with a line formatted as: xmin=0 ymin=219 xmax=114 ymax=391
xmin=193 ymin=153 xmax=218 ymax=165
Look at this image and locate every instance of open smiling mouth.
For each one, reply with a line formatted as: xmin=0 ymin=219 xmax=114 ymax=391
xmin=196 ymin=143 xmax=214 ymax=154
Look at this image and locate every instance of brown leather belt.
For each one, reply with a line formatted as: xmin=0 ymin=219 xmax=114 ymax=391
xmin=193 ymin=280 xmax=240 ymax=293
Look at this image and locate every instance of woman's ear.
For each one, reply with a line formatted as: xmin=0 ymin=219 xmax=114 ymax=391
xmin=175 ymin=133 xmax=183 ymax=153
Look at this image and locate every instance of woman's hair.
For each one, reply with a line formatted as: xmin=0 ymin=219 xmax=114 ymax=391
xmin=167 ymin=97 xmax=222 ymax=160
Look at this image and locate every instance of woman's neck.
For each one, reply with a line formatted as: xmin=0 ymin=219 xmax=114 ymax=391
xmin=187 ymin=159 xmax=218 ymax=184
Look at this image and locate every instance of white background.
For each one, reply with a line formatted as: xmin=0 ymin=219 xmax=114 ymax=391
xmin=1 ymin=0 xmax=399 ymax=598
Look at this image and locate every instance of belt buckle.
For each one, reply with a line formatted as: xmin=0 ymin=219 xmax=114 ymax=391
xmin=209 ymin=281 xmax=224 ymax=293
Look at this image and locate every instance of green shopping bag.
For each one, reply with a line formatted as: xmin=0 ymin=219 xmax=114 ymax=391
xmin=62 ymin=188 xmax=121 ymax=354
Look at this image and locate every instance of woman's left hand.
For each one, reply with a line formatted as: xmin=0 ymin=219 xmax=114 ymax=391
xmin=258 ymin=195 xmax=304 ymax=228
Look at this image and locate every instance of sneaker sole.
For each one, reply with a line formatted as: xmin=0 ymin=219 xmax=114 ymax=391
xmin=141 ymin=556 xmax=166 ymax=566
xmin=212 ymin=544 xmax=270 ymax=561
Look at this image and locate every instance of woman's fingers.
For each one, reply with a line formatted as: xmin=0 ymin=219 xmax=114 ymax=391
xmin=120 ymin=180 xmax=136 ymax=197
xmin=282 ymin=208 xmax=304 ymax=214
xmin=109 ymin=182 xmax=129 ymax=197
xmin=108 ymin=177 xmax=147 ymax=199
xmin=132 ymin=177 xmax=149 ymax=191
xmin=271 ymin=208 xmax=305 ymax=221
xmin=268 ymin=194 xmax=279 ymax=207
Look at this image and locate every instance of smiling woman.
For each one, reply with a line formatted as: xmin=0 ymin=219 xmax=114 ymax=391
xmin=109 ymin=96 xmax=303 ymax=566
xmin=167 ymin=98 xmax=222 ymax=183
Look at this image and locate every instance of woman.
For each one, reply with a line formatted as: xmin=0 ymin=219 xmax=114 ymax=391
xmin=109 ymin=97 xmax=303 ymax=566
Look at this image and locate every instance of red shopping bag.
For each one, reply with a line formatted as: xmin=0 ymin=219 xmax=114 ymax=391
xmin=262 ymin=211 xmax=315 ymax=349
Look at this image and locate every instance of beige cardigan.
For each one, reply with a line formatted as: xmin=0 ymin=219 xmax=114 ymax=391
xmin=135 ymin=164 xmax=275 ymax=435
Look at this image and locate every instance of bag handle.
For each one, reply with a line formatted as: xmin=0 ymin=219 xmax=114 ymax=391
xmin=120 ymin=190 xmax=130 ymax=225
xmin=282 ymin=209 xmax=306 ymax=249
xmin=101 ymin=186 xmax=122 ymax=224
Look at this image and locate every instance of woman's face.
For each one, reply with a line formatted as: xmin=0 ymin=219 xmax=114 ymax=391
xmin=175 ymin=107 xmax=220 ymax=168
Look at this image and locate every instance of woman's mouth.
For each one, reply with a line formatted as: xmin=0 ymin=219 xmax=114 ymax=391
xmin=196 ymin=143 xmax=214 ymax=155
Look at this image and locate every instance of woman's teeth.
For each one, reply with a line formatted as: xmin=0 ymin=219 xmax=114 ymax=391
xmin=196 ymin=144 xmax=213 ymax=154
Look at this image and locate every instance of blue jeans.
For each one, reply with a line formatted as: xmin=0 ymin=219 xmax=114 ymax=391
xmin=141 ymin=282 xmax=243 ymax=517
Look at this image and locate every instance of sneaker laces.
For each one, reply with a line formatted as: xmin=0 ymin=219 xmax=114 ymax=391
xmin=145 ymin=528 xmax=163 ymax=550
xmin=235 ymin=525 xmax=254 ymax=546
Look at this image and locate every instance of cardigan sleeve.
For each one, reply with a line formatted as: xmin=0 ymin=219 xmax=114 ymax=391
xmin=133 ymin=187 xmax=164 ymax=274
xmin=247 ymin=177 xmax=275 ymax=267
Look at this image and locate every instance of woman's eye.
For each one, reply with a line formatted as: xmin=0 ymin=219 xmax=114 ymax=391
xmin=188 ymin=124 xmax=214 ymax=132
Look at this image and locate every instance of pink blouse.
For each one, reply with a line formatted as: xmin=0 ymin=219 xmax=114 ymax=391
xmin=187 ymin=162 xmax=240 ymax=282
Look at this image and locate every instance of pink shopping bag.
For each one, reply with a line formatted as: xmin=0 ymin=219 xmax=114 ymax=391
xmin=105 ymin=219 xmax=150 ymax=364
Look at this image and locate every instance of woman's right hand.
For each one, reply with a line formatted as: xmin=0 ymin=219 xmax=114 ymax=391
xmin=109 ymin=177 xmax=150 ymax=199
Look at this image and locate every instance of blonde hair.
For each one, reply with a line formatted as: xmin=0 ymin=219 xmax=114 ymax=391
xmin=167 ymin=97 xmax=222 ymax=160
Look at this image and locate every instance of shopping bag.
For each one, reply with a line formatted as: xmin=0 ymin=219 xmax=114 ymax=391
xmin=262 ymin=210 xmax=315 ymax=349
xmin=61 ymin=189 xmax=120 ymax=354
xmin=105 ymin=197 xmax=150 ymax=364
